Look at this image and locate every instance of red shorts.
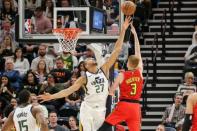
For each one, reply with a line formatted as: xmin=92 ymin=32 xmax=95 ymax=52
xmin=105 ymin=101 xmax=141 ymax=131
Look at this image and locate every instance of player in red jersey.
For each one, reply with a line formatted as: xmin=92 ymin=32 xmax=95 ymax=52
xmin=182 ymin=93 xmax=197 ymax=131
xmin=98 ymin=23 xmax=143 ymax=131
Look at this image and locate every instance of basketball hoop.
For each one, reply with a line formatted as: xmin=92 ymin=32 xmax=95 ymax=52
xmin=53 ymin=28 xmax=81 ymax=52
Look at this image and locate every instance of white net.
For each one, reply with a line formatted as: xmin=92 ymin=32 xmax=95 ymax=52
xmin=53 ymin=28 xmax=81 ymax=52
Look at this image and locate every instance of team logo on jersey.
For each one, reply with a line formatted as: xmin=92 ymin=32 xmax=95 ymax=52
xmin=91 ymin=77 xmax=104 ymax=85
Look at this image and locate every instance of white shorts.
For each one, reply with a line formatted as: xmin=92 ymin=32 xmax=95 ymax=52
xmin=80 ymin=102 xmax=106 ymax=131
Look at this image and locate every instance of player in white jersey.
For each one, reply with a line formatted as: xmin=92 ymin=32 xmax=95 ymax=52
xmin=2 ymin=89 xmax=48 ymax=131
xmin=38 ymin=16 xmax=132 ymax=131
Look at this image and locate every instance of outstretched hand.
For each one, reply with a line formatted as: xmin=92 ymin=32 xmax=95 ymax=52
xmin=122 ymin=16 xmax=132 ymax=31
xmin=37 ymin=93 xmax=53 ymax=103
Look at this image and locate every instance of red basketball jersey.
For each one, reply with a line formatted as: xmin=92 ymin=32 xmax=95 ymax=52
xmin=119 ymin=69 xmax=143 ymax=101
xmin=192 ymin=103 xmax=197 ymax=131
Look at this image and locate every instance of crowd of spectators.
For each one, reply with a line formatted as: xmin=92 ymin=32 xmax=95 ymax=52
xmin=155 ymin=12 xmax=197 ymax=131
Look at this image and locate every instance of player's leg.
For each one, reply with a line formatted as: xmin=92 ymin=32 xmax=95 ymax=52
xmin=80 ymin=102 xmax=94 ymax=131
xmin=98 ymin=103 xmax=126 ymax=131
xmin=126 ymin=119 xmax=141 ymax=131
xmin=93 ymin=108 xmax=106 ymax=130
xmin=126 ymin=103 xmax=141 ymax=131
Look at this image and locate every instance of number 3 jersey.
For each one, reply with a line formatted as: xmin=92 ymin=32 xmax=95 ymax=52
xmin=119 ymin=69 xmax=144 ymax=101
xmin=84 ymin=69 xmax=109 ymax=108
xmin=13 ymin=104 xmax=40 ymax=131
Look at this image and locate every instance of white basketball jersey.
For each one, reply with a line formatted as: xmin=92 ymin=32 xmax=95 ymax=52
xmin=13 ymin=104 xmax=40 ymax=131
xmin=84 ymin=69 xmax=109 ymax=108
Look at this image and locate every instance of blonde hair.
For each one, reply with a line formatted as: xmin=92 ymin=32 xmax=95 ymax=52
xmin=128 ymin=55 xmax=139 ymax=69
xmin=184 ymin=72 xmax=194 ymax=79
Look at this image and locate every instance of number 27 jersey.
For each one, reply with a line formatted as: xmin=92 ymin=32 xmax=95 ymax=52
xmin=119 ymin=69 xmax=144 ymax=101
xmin=84 ymin=69 xmax=109 ymax=107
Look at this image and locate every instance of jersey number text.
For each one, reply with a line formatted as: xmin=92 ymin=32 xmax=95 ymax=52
xmin=18 ymin=120 xmax=28 ymax=131
xmin=130 ymin=83 xmax=137 ymax=95
xmin=96 ymin=84 xmax=104 ymax=93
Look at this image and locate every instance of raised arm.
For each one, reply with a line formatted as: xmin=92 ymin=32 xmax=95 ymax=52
xmin=109 ymin=73 xmax=124 ymax=96
xmin=32 ymin=106 xmax=48 ymax=131
xmin=102 ymin=16 xmax=131 ymax=75
xmin=37 ymin=76 xmax=86 ymax=102
xmin=130 ymin=23 xmax=143 ymax=74
xmin=2 ymin=112 xmax=15 ymax=131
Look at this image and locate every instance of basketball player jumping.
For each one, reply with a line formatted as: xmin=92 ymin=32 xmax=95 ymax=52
xmin=98 ymin=23 xmax=143 ymax=131
xmin=182 ymin=93 xmax=197 ymax=131
xmin=2 ymin=89 xmax=48 ymax=131
xmin=37 ymin=16 xmax=132 ymax=131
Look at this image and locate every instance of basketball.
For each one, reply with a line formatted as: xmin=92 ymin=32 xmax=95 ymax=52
xmin=121 ymin=1 xmax=136 ymax=16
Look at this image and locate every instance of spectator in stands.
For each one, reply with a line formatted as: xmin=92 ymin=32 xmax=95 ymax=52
xmin=48 ymin=111 xmax=68 ymax=131
xmin=162 ymin=93 xmax=185 ymax=129
xmin=35 ymin=59 xmax=48 ymax=84
xmin=30 ymin=93 xmax=48 ymax=119
xmin=0 ymin=34 xmax=15 ymax=58
xmin=25 ymin=0 xmax=42 ymax=11
xmin=68 ymin=116 xmax=79 ymax=131
xmin=60 ymin=76 xmax=83 ymax=111
xmin=3 ymin=59 xmax=21 ymax=91
xmin=25 ymin=0 xmax=41 ymax=18
xmin=3 ymin=98 xmax=17 ymax=119
xmin=0 ymin=75 xmax=15 ymax=105
xmin=33 ymin=7 xmax=52 ymax=34
xmin=50 ymin=57 xmax=71 ymax=84
xmin=22 ymin=43 xmax=38 ymax=64
xmin=103 ymin=0 xmax=119 ymax=26
xmin=0 ymin=20 xmax=15 ymax=43
xmin=13 ymin=48 xmax=30 ymax=77
xmin=177 ymin=72 xmax=196 ymax=104
xmin=184 ymin=31 xmax=197 ymax=74
xmin=156 ymin=124 xmax=165 ymax=131
xmin=22 ymin=70 xmax=40 ymax=95
xmin=141 ymin=0 xmax=152 ymax=22
xmin=39 ymin=73 xmax=64 ymax=111
xmin=58 ymin=0 xmax=70 ymax=7
xmin=31 ymin=44 xmax=54 ymax=73
xmin=43 ymin=0 xmax=54 ymax=21
xmin=0 ymin=0 xmax=17 ymax=24
xmin=73 ymin=61 xmax=85 ymax=77
xmin=60 ymin=51 xmax=78 ymax=72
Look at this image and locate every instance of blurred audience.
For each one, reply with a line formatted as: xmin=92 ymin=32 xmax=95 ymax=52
xmin=68 ymin=116 xmax=79 ymax=131
xmin=177 ymin=72 xmax=196 ymax=104
xmin=31 ymin=44 xmax=54 ymax=73
xmin=48 ymin=111 xmax=69 ymax=131
xmin=0 ymin=75 xmax=15 ymax=105
xmin=3 ymin=59 xmax=21 ymax=91
xmin=156 ymin=124 xmax=165 ymax=131
xmin=22 ymin=70 xmax=40 ymax=95
xmin=162 ymin=93 xmax=185 ymax=129
xmin=13 ymin=48 xmax=30 ymax=77
xmin=184 ymin=31 xmax=197 ymax=75
xmin=32 ymin=7 xmax=52 ymax=34
xmin=50 ymin=57 xmax=71 ymax=84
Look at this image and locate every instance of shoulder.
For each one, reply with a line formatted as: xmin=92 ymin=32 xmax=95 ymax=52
xmin=32 ymin=105 xmax=42 ymax=114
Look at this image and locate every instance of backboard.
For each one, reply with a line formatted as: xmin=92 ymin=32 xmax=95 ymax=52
xmin=16 ymin=0 xmax=125 ymax=43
